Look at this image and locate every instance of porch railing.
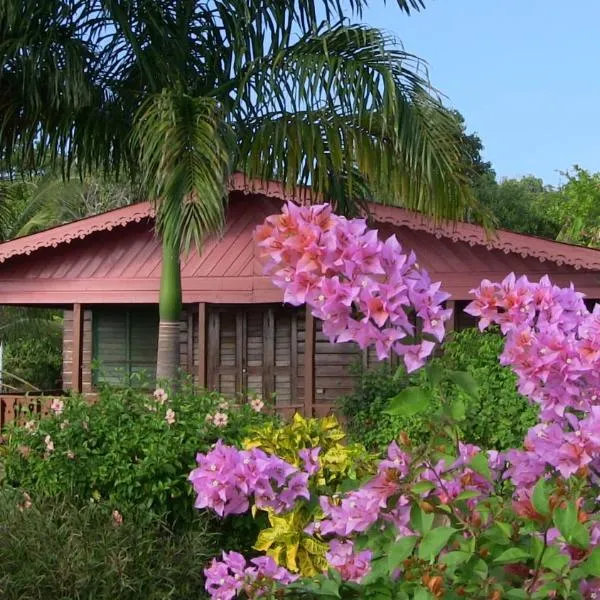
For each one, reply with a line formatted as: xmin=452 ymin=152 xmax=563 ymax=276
xmin=0 ymin=395 xmax=57 ymax=429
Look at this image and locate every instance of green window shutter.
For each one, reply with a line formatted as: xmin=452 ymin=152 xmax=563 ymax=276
xmin=93 ymin=309 xmax=128 ymax=386
xmin=129 ymin=308 xmax=159 ymax=385
xmin=92 ymin=307 xmax=159 ymax=387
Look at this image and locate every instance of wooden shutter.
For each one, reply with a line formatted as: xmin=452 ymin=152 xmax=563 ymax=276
xmin=129 ymin=308 xmax=159 ymax=382
xmin=314 ymin=320 xmax=361 ymax=405
xmin=93 ymin=310 xmax=128 ymax=385
xmin=93 ymin=307 xmax=158 ymax=386
xmin=207 ymin=305 xmax=303 ymax=407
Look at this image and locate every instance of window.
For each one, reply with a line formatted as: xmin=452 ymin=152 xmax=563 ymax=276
xmin=92 ymin=307 xmax=159 ymax=387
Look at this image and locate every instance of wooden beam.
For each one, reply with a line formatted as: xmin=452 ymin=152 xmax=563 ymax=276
xmin=186 ymin=309 xmax=194 ymax=373
xmin=290 ymin=312 xmax=298 ymax=404
xmin=71 ymin=303 xmax=83 ymax=393
xmin=263 ymin=307 xmax=275 ymax=402
xmin=304 ymin=307 xmax=316 ymax=417
xmin=197 ymin=303 xmax=207 ymax=388
xmin=445 ymin=300 xmax=456 ymax=333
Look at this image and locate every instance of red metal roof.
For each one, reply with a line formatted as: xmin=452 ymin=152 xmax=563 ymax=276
xmin=0 ymin=176 xmax=599 ymax=305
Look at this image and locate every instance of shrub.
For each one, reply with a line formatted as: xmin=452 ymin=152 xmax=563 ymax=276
xmin=2 ymin=381 xmax=275 ymax=526
xmin=0 ymin=488 xmax=214 ymax=600
xmin=240 ymin=414 xmax=377 ymax=575
xmin=4 ymin=335 xmax=62 ymax=391
xmin=339 ymin=328 xmax=538 ymax=452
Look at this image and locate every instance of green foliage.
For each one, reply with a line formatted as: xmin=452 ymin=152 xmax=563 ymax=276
xmin=244 ymin=413 xmax=374 ymax=491
xmin=243 ymin=414 xmax=376 ymax=576
xmin=440 ymin=328 xmax=539 ymax=450
xmin=546 ymin=166 xmax=600 ymax=247
xmin=473 ymin=174 xmax=562 ymax=238
xmin=3 ymin=334 xmax=62 ymax=391
xmin=0 ymin=489 xmax=214 ymax=600
xmin=2 ymin=382 xmax=275 ymax=526
xmin=340 ymin=328 xmax=538 ymax=452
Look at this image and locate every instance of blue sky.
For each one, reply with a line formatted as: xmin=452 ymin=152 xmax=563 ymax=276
xmin=361 ymin=0 xmax=600 ymax=185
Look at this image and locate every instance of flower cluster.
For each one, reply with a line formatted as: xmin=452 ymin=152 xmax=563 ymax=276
xmin=326 ymin=540 xmax=372 ymax=583
xmin=204 ymin=551 xmax=297 ymax=600
xmin=313 ymin=441 xmax=496 ymax=540
xmin=255 ymin=202 xmax=451 ymax=371
xmin=189 ymin=441 xmax=310 ymax=517
xmin=467 ymin=274 xmax=600 ymax=491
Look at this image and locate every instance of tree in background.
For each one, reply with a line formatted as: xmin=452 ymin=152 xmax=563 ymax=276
xmin=0 ymin=0 xmax=475 ymax=381
xmin=545 ymin=166 xmax=600 ymax=247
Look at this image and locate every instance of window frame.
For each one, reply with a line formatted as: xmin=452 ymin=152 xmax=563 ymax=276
xmin=91 ymin=307 xmax=158 ymax=387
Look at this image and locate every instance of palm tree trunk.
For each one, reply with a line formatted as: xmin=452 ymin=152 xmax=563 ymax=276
xmin=156 ymin=241 xmax=182 ymax=382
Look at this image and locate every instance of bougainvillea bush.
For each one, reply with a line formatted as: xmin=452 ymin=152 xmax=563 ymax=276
xmin=188 ymin=202 xmax=600 ymax=599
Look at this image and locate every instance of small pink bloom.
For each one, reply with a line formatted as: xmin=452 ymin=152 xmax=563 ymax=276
xmin=50 ymin=398 xmax=64 ymax=415
xmin=250 ymin=397 xmax=264 ymax=412
xmin=153 ymin=388 xmax=168 ymax=404
xmin=112 ymin=510 xmax=123 ymax=527
xmin=44 ymin=435 xmax=54 ymax=452
xmin=24 ymin=420 xmax=37 ymax=432
xmin=213 ymin=412 xmax=228 ymax=428
xmin=165 ymin=409 xmax=176 ymax=425
xmin=66 ymin=450 xmax=75 ymax=460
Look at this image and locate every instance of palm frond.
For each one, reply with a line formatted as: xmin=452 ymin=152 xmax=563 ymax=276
xmin=0 ymin=307 xmax=62 ymax=344
xmin=233 ymin=24 xmax=472 ymax=219
xmin=131 ymin=88 xmax=234 ymax=251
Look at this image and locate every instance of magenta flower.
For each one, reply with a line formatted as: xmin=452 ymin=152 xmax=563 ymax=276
xmin=326 ymin=540 xmax=372 ymax=583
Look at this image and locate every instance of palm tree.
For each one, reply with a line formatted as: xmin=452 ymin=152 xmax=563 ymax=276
xmin=0 ymin=0 xmax=474 ymax=380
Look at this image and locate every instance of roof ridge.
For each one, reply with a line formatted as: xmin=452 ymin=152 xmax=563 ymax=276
xmin=1 ymin=174 xmax=599 ymax=271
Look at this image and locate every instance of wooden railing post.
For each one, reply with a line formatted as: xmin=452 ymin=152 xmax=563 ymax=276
xmin=71 ymin=303 xmax=83 ymax=393
xmin=197 ymin=303 xmax=207 ymax=388
xmin=304 ymin=307 xmax=316 ymax=417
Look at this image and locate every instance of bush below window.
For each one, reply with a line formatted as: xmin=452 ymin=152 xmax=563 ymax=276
xmin=339 ymin=327 xmax=539 ymax=452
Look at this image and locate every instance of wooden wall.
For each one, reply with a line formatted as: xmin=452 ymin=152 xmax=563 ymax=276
xmin=61 ymin=302 xmax=385 ymax=417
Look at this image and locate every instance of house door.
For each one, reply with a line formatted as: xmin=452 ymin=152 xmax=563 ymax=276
xmin=206 ymin=305 xmax=303 ymax=409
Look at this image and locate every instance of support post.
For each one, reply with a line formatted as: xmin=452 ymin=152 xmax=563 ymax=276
xmin=304 ymin=307 xmax=316 ymax=417
xmin=71 ymin=303 xmax=83 ymax=393
xmin=197 ymin=302 xmax=207 ymax=388
xmin=445 ymin=300 xmax=456 ymax=333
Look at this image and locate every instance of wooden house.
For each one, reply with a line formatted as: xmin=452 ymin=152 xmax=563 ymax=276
xmin=1 ymin=175 xmax=600 ymax=422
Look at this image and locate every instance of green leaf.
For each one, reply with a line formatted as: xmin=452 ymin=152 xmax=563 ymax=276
xmin=447 ymin=370 xmax=479 ymax=399
xmin=582 ymin=546 xmax=600 ymax=577
xmin=418 ymin=527 xmax=457 ymax=561
xmin=318 ymin=578 xmax=341 ymax=598
xmin=553 ymin=501 xmax=578 ymax=542
xmin=384 ymin=387 xmax=431 ymax=417
xmin=449 ymin=397 xmax=466 ymax=421
xmin=440 ymin=550 xmax=472 ymax=568
xmin=531 ymin=478 xmax=550 ymax=517
xmin=455 ymin=490 xmax=481 ymax=502
xmin=542 ymin=549 xmax=569 ymax=574
xmin=411 ymin=481 xmax=436 ymax=495
xmin=410 ymin=504 xmax=434 ymax=535
xmin=469 ymin=452 xmax=491 ymax=481
xmin=413 ymin=589 xmax=434 ymax=600
xmin=494 ymin=548 xmax=532 ymax=565
xmin=425 ymin=363 xmax=443 ymax=388
xmin=570 ymin=522 xmax=590 ymax=549
xmin=505 ymin=591 xmax=528 ymax=600
xmin=387 ymin=536 xmax=418 ymax=571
